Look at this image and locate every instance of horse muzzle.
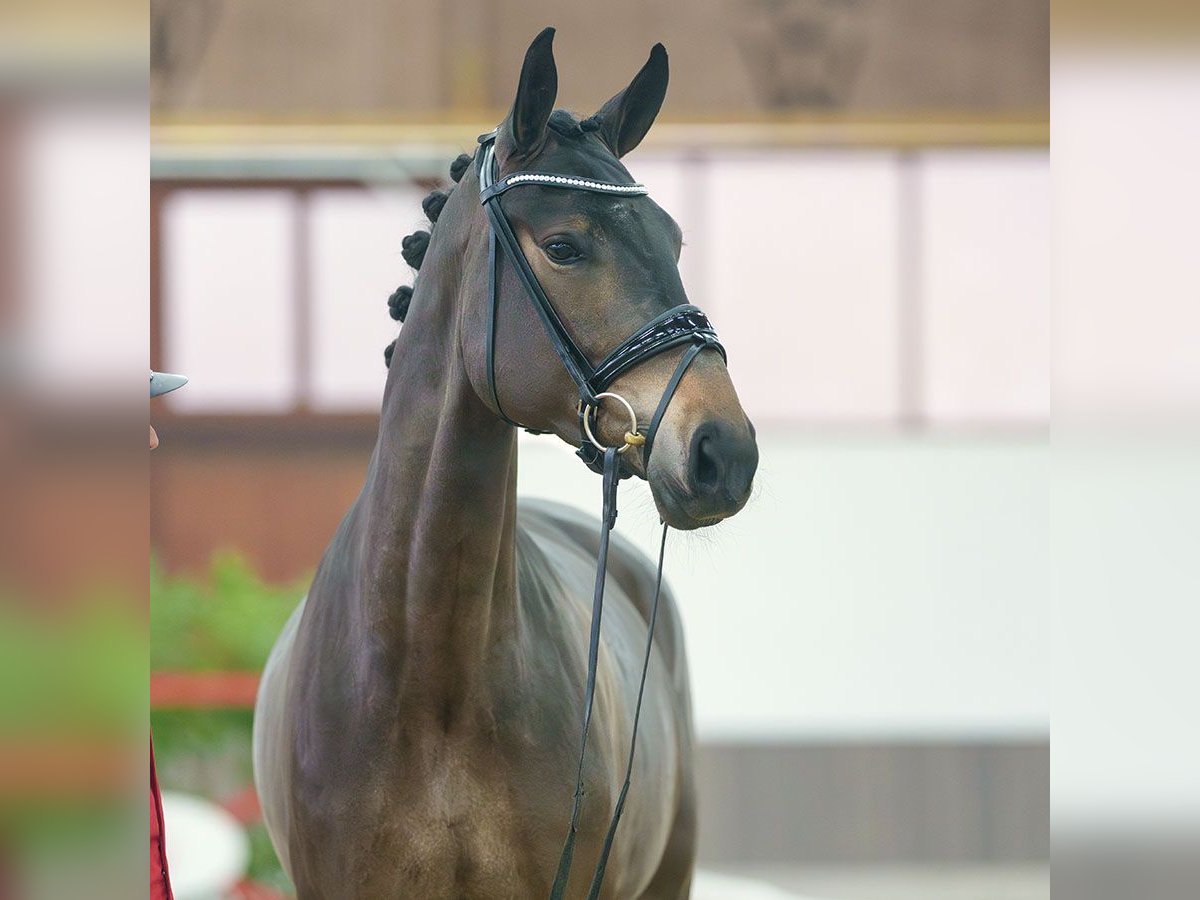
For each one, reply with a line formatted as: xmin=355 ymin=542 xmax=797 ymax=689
xmin=651 ymin=417 xmax=758 ymax=529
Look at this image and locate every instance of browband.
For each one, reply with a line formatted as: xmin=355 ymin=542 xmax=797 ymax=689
xmin=481 ymin=172 xmax=648 ymax=203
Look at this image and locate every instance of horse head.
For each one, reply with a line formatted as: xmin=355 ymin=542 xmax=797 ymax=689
xmin=425 ymin=29 xmax=759 ymax=530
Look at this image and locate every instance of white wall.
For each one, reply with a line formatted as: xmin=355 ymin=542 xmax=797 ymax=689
xmin=517 ymin=431 xmax=1048 ymax=743
xmin=20 ymin=99 xmax=147 ymax=400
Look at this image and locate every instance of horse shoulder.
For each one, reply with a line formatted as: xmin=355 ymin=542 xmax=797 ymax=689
xmin=516 ymin=498 xmax=690 ymax=685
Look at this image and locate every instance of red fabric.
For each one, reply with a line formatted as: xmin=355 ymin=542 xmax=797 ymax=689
xmin=150 ymin=739 xmax=173 ymax=900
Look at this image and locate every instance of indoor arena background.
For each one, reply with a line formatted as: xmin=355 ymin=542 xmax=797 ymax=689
xmin=10 ymin=3 xmax=1200 ymax=900
xmin=144 ymin=2 xmax=1048 ymax=897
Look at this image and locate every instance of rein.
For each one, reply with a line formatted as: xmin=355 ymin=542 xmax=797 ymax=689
xmin=475 ymin=132 xmax=724 ymax=898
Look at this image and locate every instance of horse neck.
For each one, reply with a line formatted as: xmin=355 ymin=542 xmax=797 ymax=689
xmin=357 ymin=190 xmax=520 ymax=686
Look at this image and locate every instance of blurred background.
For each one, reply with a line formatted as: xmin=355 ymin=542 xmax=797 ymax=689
xmin=144 ymin=1 xmax=1049 ymax=898
xmin=12 ymin=4 xmax=1200 ymax=900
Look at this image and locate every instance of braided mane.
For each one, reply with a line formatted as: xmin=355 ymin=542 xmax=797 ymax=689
xmin=384 ymin=115 xmax=600 ymax=367
xmin=383 ymin=152 xmax=474 ymax=368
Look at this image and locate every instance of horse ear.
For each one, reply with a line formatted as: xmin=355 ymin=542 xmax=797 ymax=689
xmin=500 ymin=27 xmax=558 ymax=162
xmin=592 ymin=43 xmax=668 ymax=158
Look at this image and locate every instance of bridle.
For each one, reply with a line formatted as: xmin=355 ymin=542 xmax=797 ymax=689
xmin=476 ymin=132 xmax=724 ymax=473
xmin=475 ymin=130 xmax=725 ymax=899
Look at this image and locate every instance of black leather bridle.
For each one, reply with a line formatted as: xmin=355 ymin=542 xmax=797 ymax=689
xmin=476 ymin=131 xmax=725 ymax=899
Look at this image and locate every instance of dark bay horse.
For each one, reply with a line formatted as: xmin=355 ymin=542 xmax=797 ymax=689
xmin=253 ymin=29 xmax=758 ymax=899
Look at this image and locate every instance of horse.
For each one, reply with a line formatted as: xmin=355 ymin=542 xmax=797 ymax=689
xmin=253 ymin=28 xmax=758 ymax=899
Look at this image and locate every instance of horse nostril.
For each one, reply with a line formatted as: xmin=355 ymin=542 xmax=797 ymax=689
xmin=689 ymin=423 xmax=729 ymax=496
xmin=686 ymin=419 xmax=759 ymax=513
xmin=693 ymin=433 xmax=722 ymax=492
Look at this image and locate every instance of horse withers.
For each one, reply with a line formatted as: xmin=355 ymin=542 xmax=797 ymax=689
xmin=253 ymin=28 xmax=758 ymax=899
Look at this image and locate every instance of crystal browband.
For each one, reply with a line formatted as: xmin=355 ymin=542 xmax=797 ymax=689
xmin=481 ymin=172 xmax=649 ymax=203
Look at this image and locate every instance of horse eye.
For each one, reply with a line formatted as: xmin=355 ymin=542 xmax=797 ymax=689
xmin=544 ymin=240 xmax=581 ymax=264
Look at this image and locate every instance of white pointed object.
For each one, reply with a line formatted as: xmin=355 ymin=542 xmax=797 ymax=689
xmin=150 ymin=371 xmax=188 ymax=397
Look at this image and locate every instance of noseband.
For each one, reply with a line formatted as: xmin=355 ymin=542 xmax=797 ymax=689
xmin=475 ymin=131 xmax=725 ymax=899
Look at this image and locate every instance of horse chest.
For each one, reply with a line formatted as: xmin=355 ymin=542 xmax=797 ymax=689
xmin=273 ymin=507 xmax=690 ymax=898
xmin=343 ymin=731 xmax=574 ymax=898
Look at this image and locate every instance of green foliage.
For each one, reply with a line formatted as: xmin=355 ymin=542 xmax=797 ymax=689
xmin=151 ymin=554 xmax=307 ymax=891
xmin=0 ymin=589 xmax=144 ymax=874
xmin=150 ymin=553 xmax=305 ymax=671
xmin=0 ymin=599 xmax=142 ymax=736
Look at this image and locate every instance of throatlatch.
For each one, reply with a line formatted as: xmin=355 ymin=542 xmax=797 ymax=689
xmin=475 ymin=130 xmax=723 ymax=899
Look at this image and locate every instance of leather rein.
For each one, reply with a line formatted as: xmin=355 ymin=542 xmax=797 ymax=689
xmin=475 ymin=132 xmax=725 ymax=899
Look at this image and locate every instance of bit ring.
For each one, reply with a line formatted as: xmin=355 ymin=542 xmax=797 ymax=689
xmin=581 ymin=392 xmax=640 ymax=453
